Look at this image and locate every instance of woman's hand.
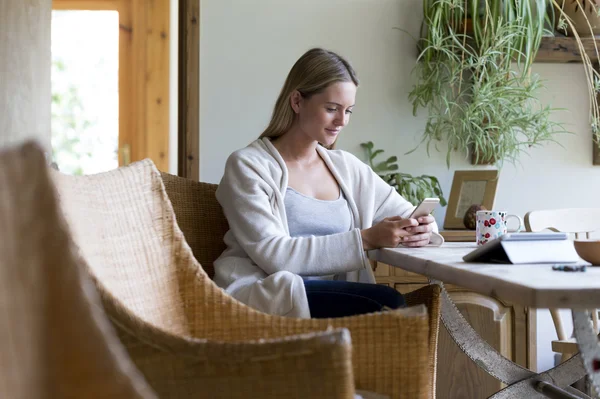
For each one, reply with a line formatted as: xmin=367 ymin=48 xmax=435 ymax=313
xmin=360 ymin=216 xmax=419 ymax=250
xmin=401 ymin=215 xmax=435 ymax=247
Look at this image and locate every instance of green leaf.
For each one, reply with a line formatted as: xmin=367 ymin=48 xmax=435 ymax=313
xmin=370 ymin=149 xmax=383 ymax=160
xmin=360 ymin=141 xmax=447 ymax=207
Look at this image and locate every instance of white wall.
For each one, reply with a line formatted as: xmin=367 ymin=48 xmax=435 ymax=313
xmin=199 ymin=0 xmax=599 ymax=372
xmin=0 ymin=0 xmax=51 ymax=150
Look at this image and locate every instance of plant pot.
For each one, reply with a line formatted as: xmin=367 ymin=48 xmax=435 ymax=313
xmin=460 ymin=0 xmax=495 ymax=34
xmin=554 ymin=0 xmax=600 ymax=37
xmin=469 ymin=145 xmax=496 ymax=165
xmin=449 ymin=16 xmax=475 ymax=35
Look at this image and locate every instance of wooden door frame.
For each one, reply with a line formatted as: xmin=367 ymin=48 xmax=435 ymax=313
xmin=52 ymin=0 xmax=170 ymax=172
xmin=177 ymin=0 xmax=199 ymax=180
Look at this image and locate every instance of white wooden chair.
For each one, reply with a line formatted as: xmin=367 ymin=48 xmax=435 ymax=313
xmin=524 ymin=208 xmax=600 ymax=363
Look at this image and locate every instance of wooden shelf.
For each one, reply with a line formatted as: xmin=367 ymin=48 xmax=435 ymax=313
xmin=536 ymin=35 xmax=600 ymax=63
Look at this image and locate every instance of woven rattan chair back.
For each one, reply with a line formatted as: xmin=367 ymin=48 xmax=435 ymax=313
xmin=0 ymin=142 xmax=156 ymax=399
xmin=52 ymin=159 xmax=223 ymax=337
xmin=160 ymin=172 xmax=228 ymax=279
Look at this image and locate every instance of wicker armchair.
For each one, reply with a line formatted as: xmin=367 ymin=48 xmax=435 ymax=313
xmin=0 ymin=143 xmax=156 ymax=399
xmin=1 ymin=142 xmax=362 ymax=399
xmin=52 ymin=157 xmax=441 ymax=399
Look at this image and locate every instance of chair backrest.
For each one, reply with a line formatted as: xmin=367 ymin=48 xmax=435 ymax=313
xmin=524 ymin=208 xmax=600 ymax=342
xmin=160 ymin=172 xmax=228 ymax=279
xmin=0 ymin=142 xmax=156 ymax=399
xmin=524 ymin=208 xmax=600 ymax=239
xmin=51 ymin=159 xmax=216 ymax=337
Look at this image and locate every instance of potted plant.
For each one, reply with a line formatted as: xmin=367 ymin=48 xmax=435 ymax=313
xmin=361 ymin=141 xmax=447 ymax=207
xmin=409 ymin=0 xmax=599 ymax=166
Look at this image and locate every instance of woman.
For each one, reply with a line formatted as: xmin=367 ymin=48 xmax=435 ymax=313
xmin=214 ymin=48 xmax=443 ymax=319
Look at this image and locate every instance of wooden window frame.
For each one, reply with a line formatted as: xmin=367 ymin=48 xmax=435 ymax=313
xmin=52 ymin=0 xmax=170 ymax=172
xmin=178 ymin=0 xmax=199 ymax=180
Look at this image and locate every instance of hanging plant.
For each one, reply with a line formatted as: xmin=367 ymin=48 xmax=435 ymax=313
xmin=409 ymin=0 xmax=599 ymax=166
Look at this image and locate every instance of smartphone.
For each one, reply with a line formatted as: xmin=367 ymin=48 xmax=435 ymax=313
xmin=408 ymin=198 xmax=440 ymax=219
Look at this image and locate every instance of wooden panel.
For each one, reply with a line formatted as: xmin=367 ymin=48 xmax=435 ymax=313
xmin=536 ymin=36 xmax=600 ymax=64
xmin=52 ymin=0 xmax=120 ymax=9
xmin=372 ymin=261 xmax=390 ymax=277
xmin=118 ymin=1 xmax=134 ymax=168
xmin=1 ymin=0 xmax=51 ymax=150
xmin=392 ymin=266 xmax=428 ymax=282
xmin=595 ymin=62 xmax=600 ymax=166
xmin=513 ymin=304 xmax=533 ymax=370
xmin=178 ymin=0 xmax=200 ymax=180
xmin=128 ymin=0 xmax=170 ymax=171
xmin=130 ymin=0 xmax=147 ymax=167
xmin=144 ymin=0 xmax=170 ymax=172
xmin=527 ymin=307 xmax=537 ymax=372
xmin=436 ymin=290 xmax=513 ymax=398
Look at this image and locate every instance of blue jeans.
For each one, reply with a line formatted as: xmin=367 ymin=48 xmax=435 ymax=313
xmin=303 ymin=280 xmax=405 ymax=319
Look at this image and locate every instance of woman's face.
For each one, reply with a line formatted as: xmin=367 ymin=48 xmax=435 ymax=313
xmin=291 ymin=81 xmax=356 ymax=147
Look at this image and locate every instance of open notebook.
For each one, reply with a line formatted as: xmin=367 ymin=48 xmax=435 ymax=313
xmin=463 ymin=232 xmax=582 ymax=264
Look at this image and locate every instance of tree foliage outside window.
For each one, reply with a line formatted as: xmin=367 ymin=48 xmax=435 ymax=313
xmin=50 ymin=10 xmax=119 ymax=175
xmin=51 ymin=59 xmax=94 ymax=175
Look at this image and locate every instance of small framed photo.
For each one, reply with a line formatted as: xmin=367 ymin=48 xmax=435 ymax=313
xmin=444 ymin=170 xmax=499 ymax=229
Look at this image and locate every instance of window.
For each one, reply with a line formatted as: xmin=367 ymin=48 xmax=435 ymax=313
xmin=51 ymin=0 xmax=170 ymax=173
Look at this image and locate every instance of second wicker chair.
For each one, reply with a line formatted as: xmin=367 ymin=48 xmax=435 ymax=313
xmin=52 ymin=159 xmax=441 ymax=399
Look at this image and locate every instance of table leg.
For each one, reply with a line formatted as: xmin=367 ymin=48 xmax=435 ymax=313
xmin=429 ymin=280 xmax=591 ymax=398
xmin=573 ymin=310 xmax=600 ymax=397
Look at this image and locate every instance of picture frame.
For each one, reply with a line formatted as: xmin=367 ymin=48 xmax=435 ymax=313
xmin=444 ymin=170 xmax=499 ymax=230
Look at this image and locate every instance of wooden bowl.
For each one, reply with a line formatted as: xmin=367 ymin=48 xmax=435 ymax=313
xmin=574 ymin=240 xmax=600 ymax=266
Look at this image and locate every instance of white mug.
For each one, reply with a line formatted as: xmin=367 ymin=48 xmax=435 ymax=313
xmin=476 ymin=210 xmax=523 ymax=246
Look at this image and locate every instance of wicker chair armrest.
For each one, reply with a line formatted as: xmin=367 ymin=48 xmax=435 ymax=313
xmin=110 ymin=280 xmax=440 ymax=399
xmin=324 ymin=304 xmax=433 ymax=398
xmin=404 ymin=284 xmax=441 ymax=397
xmin=116 ymin=327 xmax=356 ymax=399
xmin=209 ymin=285 xmax=440 ymax=398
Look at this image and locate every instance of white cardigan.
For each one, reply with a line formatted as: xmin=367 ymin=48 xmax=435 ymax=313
xmin=213 ymin=138 xmax=443 ymax=318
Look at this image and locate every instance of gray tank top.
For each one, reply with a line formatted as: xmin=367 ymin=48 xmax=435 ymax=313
xmin=284 ymin=187 xmax=352 ymax=280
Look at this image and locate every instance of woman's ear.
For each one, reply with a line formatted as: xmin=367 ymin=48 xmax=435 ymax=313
xmin=290 ymin=90 xmax=302 ymax=114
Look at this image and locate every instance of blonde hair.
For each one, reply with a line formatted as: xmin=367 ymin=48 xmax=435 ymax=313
xmin=259 ymin=48 xmax=359 ymax=147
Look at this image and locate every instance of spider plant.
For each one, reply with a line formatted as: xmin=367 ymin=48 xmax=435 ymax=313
xmin=409 ymin=0 xmax=597 ymax=166
xmin=552 ymin=0 xmax=600 ymax=145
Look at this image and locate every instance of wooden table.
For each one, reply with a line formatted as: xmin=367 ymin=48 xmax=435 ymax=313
xmin=370 ymin=243 xmax=600 ymax=399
